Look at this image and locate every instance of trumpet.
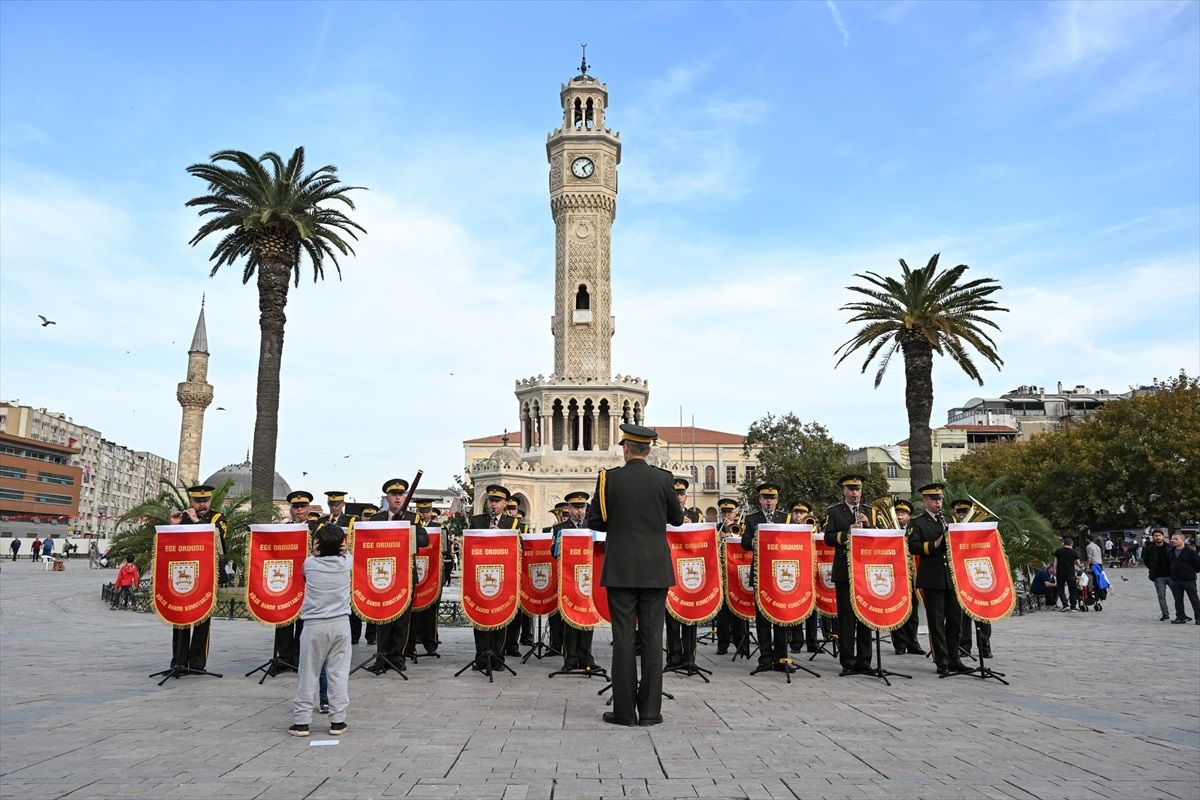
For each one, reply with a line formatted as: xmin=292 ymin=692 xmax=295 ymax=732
xmin=871 ymin=496 xmax=901 ymax=530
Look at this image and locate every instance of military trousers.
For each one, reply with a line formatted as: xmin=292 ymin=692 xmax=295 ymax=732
xmin=921 ymin=587 xmax=963 ymax=668
xmin=171 ymin=619 xmax=211 ymax=670
xmin=664 ymin=616 xmax=697 ymax=665
xmin=890 ymin=589 xmax=922 ymax=653
xmin=753 ymin=608 xmax=788 ymax=666
xmin=607 ymin=587 xmax=667 ymax=724
xmin=375 ymin=609 xmax=411 ymax=668
xmin=834 ymin=581 xmax=873 ymax=670
xmin=959 ymin=618 xmax=992 ymax=654
xmin=274 ymin=620 xmax=303 ymax=670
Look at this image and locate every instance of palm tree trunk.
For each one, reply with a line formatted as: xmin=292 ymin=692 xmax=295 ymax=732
xmin=251 ymin=259 xmax=291 ymax=502
xmin=901 ymin=338 xmax=935 ymax=494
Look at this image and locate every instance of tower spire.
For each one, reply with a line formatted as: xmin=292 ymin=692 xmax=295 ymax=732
xmin=176 ymin=297 xmax=214 ymax=485
xmin=189 ymin=295 xmax=209 ymax=353
xmin=579 ymin=43 xmax=589 ymax=77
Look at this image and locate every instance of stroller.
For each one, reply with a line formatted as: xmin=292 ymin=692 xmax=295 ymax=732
xmin=1078 ymin=563 xmax=1111 ymax=612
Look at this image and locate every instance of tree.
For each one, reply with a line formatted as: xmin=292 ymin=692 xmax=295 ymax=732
xmin=186 ymin=148 xmax=366 ymax=501
xmin=948 ymin=371 xmax=1200 ymax=533
xmin=740 ymin=413 xmax=889 ymax=512
xmin=941 ymin=479 xmax=1058 ymax=572
xmin=107 ymin=479 xmax=275 ymax=578
xmin=834 ymin=253 xmax=1007 ymax=495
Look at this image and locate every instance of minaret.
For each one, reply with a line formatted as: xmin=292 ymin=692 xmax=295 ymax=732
xmin=546 ymin=52 xmax=621 ymax=380
xmin=176 ymin=297 xmax=214 ymax=485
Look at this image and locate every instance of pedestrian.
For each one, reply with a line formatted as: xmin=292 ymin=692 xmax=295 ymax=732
xmin=111 ymin=555 xmax=140 ymax=609
xmin=88 ymin=540 xmax=101 ymax=569
xmin=289 ymin=523 xmax=352 ymax=737
xmin=1143 ymin=529 xmax=1173 ymax=621
xmin=1085 ymin=535 xmax=1104 ymax=570
xmin=41 ymin=536 xmax=53 ymax=561
xmin=1030 ymin=563 xmax=1059 ymax=608
xmin=31 ymin=537 xmax=41 ymax=562
xmin=1053 ymin=537 xmax=1080 ymax=611
xmin=586 ymin=423 xmax=684 ymax=726
xmin=1167 ymin=533 xmax=1200 ymax=625
xmin=9 ymin=538 xmax=20 ymax=562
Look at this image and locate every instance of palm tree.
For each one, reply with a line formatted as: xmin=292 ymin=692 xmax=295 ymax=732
xmin=834 ymin=254 xmax=1007 ymax=494
xmin=186 ymin=148 xmax=365 ymax=501
xmin=941 ymin=479 xmax=1058 ymax=573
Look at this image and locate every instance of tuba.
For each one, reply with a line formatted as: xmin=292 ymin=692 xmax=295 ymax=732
xmin=962 ymin=494 xmax=1000 ymax=523
xmin=871 ymin=496 xmax=901 ymax=530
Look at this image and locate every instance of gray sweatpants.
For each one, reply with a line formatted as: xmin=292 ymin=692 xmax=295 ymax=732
xmin=293 ymin=616 xmax=351 ymax=725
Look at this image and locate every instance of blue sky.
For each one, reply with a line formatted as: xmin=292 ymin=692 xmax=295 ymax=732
xmin=2 ymin=0 xmax=1197 ymax=500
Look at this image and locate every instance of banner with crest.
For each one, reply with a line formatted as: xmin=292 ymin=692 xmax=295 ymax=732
xmin=519 ymin=532 xmax=558 ymax=616
xmin=152 ymin=525 xmax=218 ymax=628
xmin=722 ymin=536 xmax=756 ymax=620
xmin=948 ymin=522 xmax=1016 ymax=622
xmin=461 ymin=529 xmax=520 ymax=630
xmin=412 ymin=528 xmax=442 ymax=612
xmin=592 ymin=532 xmax=611 ymax=623
xmin=848 ymin=528 xmax=912 ymax=631
xmin=350 ymin=520 xmax=414 ymax=624
xmin=813 ymin=532 xmax=838 ymax=617
xmin=753 ymin=524 xmax=815 ymax=626
xmin=245 ymin=523 xmax=309 ymax=626
xmin=558 ymin=530 xmax=602 ymax=629
xmin=666 ymin=523 xmax=722 ymax=624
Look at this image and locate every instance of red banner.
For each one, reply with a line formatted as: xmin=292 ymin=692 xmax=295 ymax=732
xmin=666 ymin=523 xmax=723 ymax=624
xmin=350 ymin=520 xmax=414 ymax=624
xmin=754 ymin=524 xmax=815 ymax=626
xmin=722 ymin=536 xmax=756 ymax=620
xmin=948 ymin=522 xmax=1016 ymax=622
xmin=813 ymin=532 xmax=838 ymax=617
xmin=558 ymin=530 xmax=602 ymax=629
xmin=412 ymin=528 xmax=442 ymax=612
xmin=848 ymin=529 xmax=912 ymax=631
xmin=152 ymin=525 xmax=218 ymax=628
xmin=461 ymin=530 xmax=520 ymax=630
xmin=592 ymin=533 xmax=610 ymax=623
xmin=520 ymin=533 xmax=558 ymax=616
xmin=245 ymin=524 xmax=309 ymax=626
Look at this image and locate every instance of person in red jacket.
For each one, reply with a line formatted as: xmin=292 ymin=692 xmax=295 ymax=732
xmin=112 ymin=555 xmax=140 ymax=609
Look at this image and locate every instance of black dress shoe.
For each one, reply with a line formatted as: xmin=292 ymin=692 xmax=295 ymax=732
xmin=519 ymin=637 xmax=534 ymax=646
xmin=937 ymin=665 xmax=950 ymax=676
xmin=838 ymin=668 xmax=856 ymax=677
xmin=602 ymin=712 xmax=635 ymax=726
xmin=505 ymin=647 xmax=521 ymax=657
xmin=893 ymin=648 xmax=907 ymax=655
xmin=949 ymin=661 xmax=971 ymax=673
xmin=908 ymin=647 xmax=927 ymax=656
xmin=789 ymin=643 xmax=803 ymax=654
xmin=638 ymin=716 xmax=663 ymax=726
xmin=979 ymin=649 xmax=993 ymax=659
xmin=715 ymin=647 xmax=728 ymax=655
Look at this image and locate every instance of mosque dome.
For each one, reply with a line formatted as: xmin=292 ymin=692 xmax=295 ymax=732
xmin=487 ymin=446 xmax=522 ymax=466
xmin=203 ymin=454 xmax=292 ymax=501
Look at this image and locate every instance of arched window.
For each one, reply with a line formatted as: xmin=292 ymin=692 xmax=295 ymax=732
xmin=574 ymin=98 xmax=584 ymax=129
xmin=704 ymin=465 xmax=716 ymax=490
xmin=585 ymin=98 xmax=595 ymax=129
xmin=575 ymin=284 xmax=590 ymax=310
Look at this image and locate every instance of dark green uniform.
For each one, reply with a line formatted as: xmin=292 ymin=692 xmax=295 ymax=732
xmin=665 ymin=507 xmax=702 ymax=666
xmin=468 ymin=511 xmax=519 ymax=663
xmin=715 ymin=519 xmax=749 ymax=654
xmin=371 ymin=508 xmax=428 ymax=672
xmin=741 ymin=508 xmax=790 ymax=667
xmin=174 ymin=509 xmax=227 ymax=671
xmin=824 ymin=502 xmax=877 ymax=672
xmin=553 ymin=518 xmax=595 ymax=669
xmin=907 ymin=511 xmax=964 ymax=671
xmin=326 ymin=512 xmax=361 ymax=643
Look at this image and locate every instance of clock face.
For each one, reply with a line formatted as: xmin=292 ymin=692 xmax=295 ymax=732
xmin=571 ymin=157 xmax=595 ymax=179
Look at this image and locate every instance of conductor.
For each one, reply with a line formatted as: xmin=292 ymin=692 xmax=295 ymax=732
xmin=587 ymin=423 xmax=684 ymax=726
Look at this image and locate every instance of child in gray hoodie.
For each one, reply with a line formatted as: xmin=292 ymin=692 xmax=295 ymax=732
xmin=289 ymin=524 xmax=351 ymax=737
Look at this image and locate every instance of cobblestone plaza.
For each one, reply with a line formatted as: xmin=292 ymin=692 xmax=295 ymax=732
xmin=1 ymin=560 xmax=1196 ymax=800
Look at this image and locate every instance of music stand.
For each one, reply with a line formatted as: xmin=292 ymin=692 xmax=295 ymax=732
xmin=941 ymin=649 xmax=1008 ymax=684
xmin=150 ymin=664 xmax=222 ymax=687
xmin=731 ymin=625 xmax=758 ymax=662
xmin=749 ymin=654 xmax=819 ymax=683
xmin=695 ymin=622 xmax=718 ymax=645
xmin=244 ymin=655 xmax=295 ymax=684
xmin=350 ymin=650 xmax=409 ymax=680
xmin=454 ymin=650 xmax=516 ymax=683
xmin=664 ymin=655 xmax=712 ymax=682
xmin=521 ymin=614 xmax=562 ymax=663
xmin=854 ymin=629 xmax=911 ymax=686
xmin=548 ymin=661 xmax=609 ymax=679
xmin=598 ymin=680 xmax=674 ymax=705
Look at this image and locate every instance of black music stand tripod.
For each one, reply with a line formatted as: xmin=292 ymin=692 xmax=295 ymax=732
xmin=244 ymin=654 xmax=296 ymax=684
xmin=522 ymin=614 xmax=562 ymax=663
xmin=854 ymin=629 xmax=911 ymax=686
xmin=941 ymin=648 xmax=1008 ymax=685
xmin=150 ymin=664 xmax=223 ymax=687
xmin=351 ymin=650 xmax=409 ymax=680
xmin=455 ymin=649 xmax=516 ymax=683
xmin=731 ymin=625 xmax=758 ymax=662
xmin=598 ymin=679 xmax=674 ymax=705
xmin=807 ymin=620 xmax=839 ymax=662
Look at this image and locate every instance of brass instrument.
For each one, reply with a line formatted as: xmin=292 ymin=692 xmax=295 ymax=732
xmin=963 ymin=494 xmax=1000 ymax=523
xmin=725 ymin=507 xmax=745 ymax=537
xmin=871 ymin=496 xmax=901 ymax=530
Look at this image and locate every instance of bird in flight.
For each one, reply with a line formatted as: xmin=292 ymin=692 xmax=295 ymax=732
xmin=38 ymin=315 xmax=56 ymax=327
xmin=302 ymin=471 xmax=309 ymax=476
xmin=216 ymin=407 xmax=226 ymax=411
xmin=343 ymin=454 xmax=351 ymax=459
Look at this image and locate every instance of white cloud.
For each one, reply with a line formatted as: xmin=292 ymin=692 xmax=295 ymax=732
xmin=826 ymin=0 xmax=851 ymax=47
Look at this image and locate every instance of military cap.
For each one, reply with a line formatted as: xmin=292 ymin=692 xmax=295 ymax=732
xmin=918 ymin=482 xmax=946 ymax=498
xmin=506 ymin=498 xmax=519 ymax=510
xmin=325 ymin=491 xmax=348 ymax=503
xmin=617 ymin=422 xmax=657 ymax=444
xmin=565 ymin=490 xmax=590 ymax=505
xmin=414 ymin=498 xmax=435 ymax=510
xmin=382 ymin=478 xmax=409 ymax=494
xmin=718 ymin=498 xmax=739 ymax=511
xmin=674 ymin=478 xmax=690 ymax=492
xmin=791 ymin=501 xmax=812 ymax=514
xmin=838 ymin=474 xmax=866 ymax=488
xmin=756 ymin=482 xmax=781 ymax=497
xmin=894 ymin=499 xmax=913 ymax=514
xmin=361 ymin=504 xmax=379 ymax=518
xmin=553 ymin=501 xmax=568 ymax=512
xmin=186 ymin=484 xmax=215 ymax=500
xmin=951 ymin=498 xmax=972 ymax=513
xmin=484 ymin=484 xmax=511 ymax=501
xmin=287 ymin=490 xmax=314 ymax=506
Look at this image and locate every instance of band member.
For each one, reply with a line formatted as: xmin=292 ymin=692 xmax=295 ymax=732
xmin=951 ymin=498 xmax=993 ymax=658
xmin=741 ymin=482 xmax=791 ymax=672
xmin=543 ymin=502 xmax=568 ymax=532
xmin=665 ymin=478 xmax=702 ymax=669
xmin=359 ymin=503 xmax=379 ymax=645
xmin=407 ymin=498 xmax=441 ymax=657
xmin=552 ymin=491 xmax=596 ymax=670
xmin=788 ymin=501 xmax=823 ymax=654
xmin=505 ymin=499 xmax=534 ymax=653
xmin=824 ymin=474 xmax=877 ymax=676
xmin=715 ymin=498 xmax=748 ymax=656
xmin=546 ymin=500 xmax=571 ymax=654
xmin=888 ymin=499 xmax=926 ymax=656
xmin=323 ymin=492 xmax=361 ymax=644
xmin=468 ymin=485 xmax=520 ymax=667
xmin=167 ymin=484 xmax=228 ymax=671
xmin=271 ymin=490 xmax=316 ymax=674
xmin=907 ymin=483 xmax=968 ymax=675
xmin=587 ymin=423 xmax=683 ymax=726
xmin=369 ymin=478 xmax=428 ymax=674
xmin=442 ymin=523 xmax=456 ymax=587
